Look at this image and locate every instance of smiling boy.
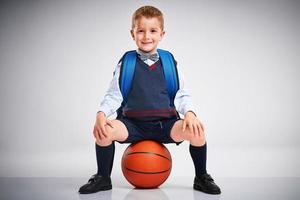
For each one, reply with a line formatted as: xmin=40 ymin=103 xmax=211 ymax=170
xmin=78 ymin=6 xmax=221 ymax=195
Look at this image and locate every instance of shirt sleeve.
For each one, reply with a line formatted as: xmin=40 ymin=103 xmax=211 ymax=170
xmin=174 ymin=64 xmax=197 ymax=116
xmin=97 ymin=62 xmax=123 ymax=117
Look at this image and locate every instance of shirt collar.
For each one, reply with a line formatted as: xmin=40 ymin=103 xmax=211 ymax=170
xmin=136 ymin=49 xmax=159 ymax=58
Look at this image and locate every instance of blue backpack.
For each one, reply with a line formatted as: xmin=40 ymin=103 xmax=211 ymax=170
xmin=119 ymin=48 xmax=179 ymax=103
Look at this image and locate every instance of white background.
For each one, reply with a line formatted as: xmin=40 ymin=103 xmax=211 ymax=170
xmin=0 ymin=0 xmax=299 ymax=178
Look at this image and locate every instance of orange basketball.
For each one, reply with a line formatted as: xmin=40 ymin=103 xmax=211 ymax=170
xmin=121 ymin=140 xmax=172 ymax=189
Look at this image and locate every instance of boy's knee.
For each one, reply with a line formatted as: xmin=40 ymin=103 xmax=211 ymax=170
xmin=104 ymin=125 xmax=114 ymax=138
xmin=96 ymin=137 xmax=112 ymax=146
xmin=95 ymin=125 xmax=116 ymax=146
xmin=189 ymin=133 xmax=206 ymax=146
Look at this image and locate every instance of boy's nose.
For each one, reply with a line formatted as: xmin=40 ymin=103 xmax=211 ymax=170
xmin=144 ymin=32 xmax=150 ymax=39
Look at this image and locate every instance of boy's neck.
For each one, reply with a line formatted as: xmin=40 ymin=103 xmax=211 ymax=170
xmin=137 ymin=48 xmax=158 ymax=55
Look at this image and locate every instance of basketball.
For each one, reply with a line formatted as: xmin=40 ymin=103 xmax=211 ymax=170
xmin=121 ymin=140 xmax=172 ymax=189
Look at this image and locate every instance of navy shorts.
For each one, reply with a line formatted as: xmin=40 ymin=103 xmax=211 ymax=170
xmin=117 ymin=116 xmax=183 ymax=145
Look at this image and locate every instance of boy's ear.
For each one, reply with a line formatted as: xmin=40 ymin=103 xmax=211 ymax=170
xmin=130 ymin=30 xmax=135 ymax=40
xmin=160 ymin=30 xmax=165 ymax=41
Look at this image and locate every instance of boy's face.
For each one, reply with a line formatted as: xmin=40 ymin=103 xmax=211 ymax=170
xmin=131 ymin=16 xmax=165 ymax=54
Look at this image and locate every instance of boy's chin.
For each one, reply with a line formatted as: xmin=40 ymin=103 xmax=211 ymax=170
xmin=139 ymin=47 xmax=157 ymax=53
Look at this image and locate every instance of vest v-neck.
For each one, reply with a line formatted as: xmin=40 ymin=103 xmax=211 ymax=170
xmin=137 ymin=58 xmax=160 ymax=71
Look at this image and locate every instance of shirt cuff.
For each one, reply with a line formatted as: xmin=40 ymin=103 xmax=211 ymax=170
xmin=185 ymin=110 xmax=197 ymax=117
xmin=182 ymin=104 xmax=197 ymax=116
xmin=96 ymin=107 xmax=111 ymax=117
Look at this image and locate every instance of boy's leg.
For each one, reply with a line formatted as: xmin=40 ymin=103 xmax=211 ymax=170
xmin=170 ymin=119 xmax=207 ymax=176
xmin=95 ymin=119 xmax=129 ymax=177
xmin=170 ymin=120 xmax=221 ymax=195
xmin=79 ymin=120 xmax=129 ymax=194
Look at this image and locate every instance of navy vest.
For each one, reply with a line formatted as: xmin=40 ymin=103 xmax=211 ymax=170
xmin=118 ymin=57 xmax=178 ymax=121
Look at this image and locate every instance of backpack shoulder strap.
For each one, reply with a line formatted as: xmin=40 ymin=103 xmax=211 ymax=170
xmin=157 ymin=49 xmax=179 ymax=99
xmin=119 ymin=50 xmax=137 ymax=102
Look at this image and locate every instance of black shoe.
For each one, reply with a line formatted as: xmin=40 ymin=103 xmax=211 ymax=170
xmin=193 ymin=173 xmax=221 ymax=195
xmin=78 ymin=174 xmax=112 ymax=194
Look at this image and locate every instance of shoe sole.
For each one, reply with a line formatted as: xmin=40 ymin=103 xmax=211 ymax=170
xmin=193 ymin=184 xmax=221 ymax=195
xmin=79 ymin=185 xmax=112 ymax=194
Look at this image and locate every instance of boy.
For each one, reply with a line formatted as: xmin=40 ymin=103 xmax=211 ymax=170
xmin=79 ymin=6 xmax=221 ymax=195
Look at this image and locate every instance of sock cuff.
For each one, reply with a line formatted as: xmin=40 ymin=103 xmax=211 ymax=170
xmin=95 ymin=142 xmax=115 ymax=149
xmin=189 ymin=142 xmax=207 ymax=150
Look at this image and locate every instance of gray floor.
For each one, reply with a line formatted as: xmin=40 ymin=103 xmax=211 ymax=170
xmin=0 ymin=177 xmax=299 ymax=200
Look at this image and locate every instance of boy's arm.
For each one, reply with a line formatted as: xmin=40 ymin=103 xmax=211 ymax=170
xmin=174 ymin=65 xmax=197 ymax=116
xmin=97 ymin=62 xmax=123 ymax=117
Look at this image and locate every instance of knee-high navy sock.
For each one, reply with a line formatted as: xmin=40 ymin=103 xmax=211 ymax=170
xmin=95 ymin=142 xmax=115 ymax=177
xmin=189 ymin=143 xmax=207 ymax=177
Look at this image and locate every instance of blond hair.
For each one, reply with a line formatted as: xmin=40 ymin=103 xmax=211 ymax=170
xmin=131 ymin=6 xmax=164 ymax=30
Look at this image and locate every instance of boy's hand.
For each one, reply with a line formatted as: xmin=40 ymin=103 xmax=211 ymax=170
xmin=182 ymin=111 xmax=205 ymax=137
xmin=93 ymin=112 xmax=114 ymax=142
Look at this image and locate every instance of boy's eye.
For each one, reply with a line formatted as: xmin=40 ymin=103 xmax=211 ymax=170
xmin=138 ymin=30 xmax=144 ymax=33
xmin=151 ymin=29 xmax=157 ymax=33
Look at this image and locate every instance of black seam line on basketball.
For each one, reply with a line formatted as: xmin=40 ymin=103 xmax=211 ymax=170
xmin=126 ymin=152 xmax=171 ymax=161
xmin=125 ymin=167 xmax=171 ymax=174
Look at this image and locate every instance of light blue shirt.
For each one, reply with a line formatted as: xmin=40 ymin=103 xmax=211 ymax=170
xmin=98 ymin=50 xmax=196 ymax=117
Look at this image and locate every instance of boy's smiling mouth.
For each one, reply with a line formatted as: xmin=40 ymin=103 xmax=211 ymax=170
xmin=142 ymin=41 xmax=153 ymax=44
